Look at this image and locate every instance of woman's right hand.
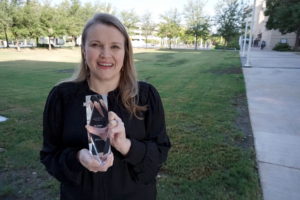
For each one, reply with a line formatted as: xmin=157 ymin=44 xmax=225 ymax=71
xmin=77 ymin=149 xmax=114 ymax=173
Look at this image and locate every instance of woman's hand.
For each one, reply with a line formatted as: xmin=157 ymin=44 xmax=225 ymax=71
xmin=77 ymin=149 xmax=114 ymax=173
xmin=108 ymin=111 xmax=131 ymax=156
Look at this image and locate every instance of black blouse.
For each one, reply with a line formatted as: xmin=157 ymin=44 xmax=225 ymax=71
xmin=40 ymin=81 xmax=171 ymax=200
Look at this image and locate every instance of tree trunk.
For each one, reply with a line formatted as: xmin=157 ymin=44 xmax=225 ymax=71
xmin=71 ymin=36 xmax=76 ymax=47
xmin=160 ymin=38 xmax=163 ymax=48
xmin=74 ymin=36 xmax=78 ymax=46
xmin=293 ymin=27 xmax=300 ymax=50
xmin=168 ymin=38 xmax=172 ymax=49
xmin=200 ymin=38 xmax=203 ymax=48
xmin=48 ymin=36 xmax=52 ymax=50
xmin=4 ymin=26 xmax=9 ymax=48
xmin=36 ymin=37 xmax=39 ymax=47
xmin=16 ymin=40 xmax=20 ymax=51
xmin=145 ymin=36 xmax=148 ymax=48
xmin=195 ymin=35 xmax=198 ymax=50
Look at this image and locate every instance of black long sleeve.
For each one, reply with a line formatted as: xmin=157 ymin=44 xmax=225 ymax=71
xmin=124 ymin=83 xmax=170 ymax=184
xmin=40 ymin=81 xmax=171 ymax=200
xmin=41 ymin=86 xmax=85 ymax=185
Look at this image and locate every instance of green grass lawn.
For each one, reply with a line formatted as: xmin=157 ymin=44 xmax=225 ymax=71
xmin=0 ymin=48 xmax=262 ymax=200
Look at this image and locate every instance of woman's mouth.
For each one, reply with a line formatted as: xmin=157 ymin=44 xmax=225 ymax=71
xmin=97 ymin=62 xmax=113 ymax=69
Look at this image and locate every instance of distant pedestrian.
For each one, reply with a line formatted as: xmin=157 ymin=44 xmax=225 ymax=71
xmin=261 ymin=41 xmax=266 ymax=50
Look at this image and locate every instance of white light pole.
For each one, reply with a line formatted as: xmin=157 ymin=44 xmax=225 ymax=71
xmin=244 ymin=0 xmax=257 ymax=67
xmin=242 ymin=20 xmax=249 ymax=57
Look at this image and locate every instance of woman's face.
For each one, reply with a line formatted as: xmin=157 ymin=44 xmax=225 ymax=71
xmin=84 ymin=23 xmax=125 ymax=84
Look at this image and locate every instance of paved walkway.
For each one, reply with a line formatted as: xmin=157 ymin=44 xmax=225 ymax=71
xmin=241 ymin=49 xmax=300 ymax=200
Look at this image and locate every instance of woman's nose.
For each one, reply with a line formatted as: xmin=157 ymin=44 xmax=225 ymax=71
xmin=100 ymin=47 xmax=110 ymax=57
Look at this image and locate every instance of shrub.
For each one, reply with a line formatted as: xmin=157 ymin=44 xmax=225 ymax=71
xmin=227 ymin=39 xmax=240 ymax=50
xmin=273 ymin=43 xmax=291 ymax=51
xmin=214 ymin=43 xmax=225 ymax=49
xmin=214 ymin=38 xmax=240 ymax=50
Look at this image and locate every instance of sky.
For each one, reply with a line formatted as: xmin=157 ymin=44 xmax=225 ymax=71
xmin=107 ymin=0 xmax=219 ymax=21
xmin=51 ymin=0 xmax=221 ymax=32
xmin=52 ymin=0 xmax=220 ymax=21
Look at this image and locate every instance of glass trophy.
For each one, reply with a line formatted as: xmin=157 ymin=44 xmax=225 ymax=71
xmin=84 ymin=94 xmax=110 ymax=165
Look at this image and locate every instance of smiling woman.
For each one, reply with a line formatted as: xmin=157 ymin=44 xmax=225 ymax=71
xmin=84 ymin=23 xmax=125 ymax=90
xmin=40 ymin=13 xmax=171 ymax=200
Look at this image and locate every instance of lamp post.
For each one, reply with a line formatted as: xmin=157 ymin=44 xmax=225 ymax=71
xmin=242 ymin=20 xmax=249 ymax=57
xmin=244 ymin=0 xmax=257 ymax=67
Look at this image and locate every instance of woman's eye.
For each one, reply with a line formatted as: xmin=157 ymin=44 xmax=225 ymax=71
xmin=112 ymin=45 xmax=120 ymax=49
xmin=91 ymin=43 xmax=98 ymax=47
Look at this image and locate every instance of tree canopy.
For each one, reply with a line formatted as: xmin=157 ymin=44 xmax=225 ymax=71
xmin=158 ymin=8 xmax=181 ymax=49
xmin=0 ymin=0 xmax=253 ymax=50
xmin=183 ymin=0 xmax=210 ymax=49
xmin=0 ymin=0 xmax=116 ymax=49
xmin=119 ymin=9 xmax=139 ymax=35
xmin=215 ymin=0 xmax=244 ymax=45
xmin=264 ymin=0 xmax=300 ymax=49
xmin=140 ymin=12 xmax=156 ymax=48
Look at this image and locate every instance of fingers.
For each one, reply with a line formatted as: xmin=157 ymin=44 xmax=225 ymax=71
xmin=78 ymin=149 xmax=114 ymax=173
xmin=88 ymin=157 xmax=105 ymax=172
xmin=108 ymin=111 xmax=124 ymax=128
xmin=109 ymin=119 xmax=118 ymax=128
xmin=109 ymin=125 xmax=124 ymax=135
xmin=106 ymin=112 xmax=127 ymax=153
xmin=105 ymin=153 xmax=114 ymax=167
xmin=108 ymin=121 xmax=125 ymax=140
xmin=108 ymin=111 xmax=120 ymax=122
xmin=93 ymin=153 xmax=114 ymax=172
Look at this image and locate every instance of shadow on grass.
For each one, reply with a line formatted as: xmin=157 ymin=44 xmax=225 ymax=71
xmin=0 ymin=60 xmax=77 ymax=72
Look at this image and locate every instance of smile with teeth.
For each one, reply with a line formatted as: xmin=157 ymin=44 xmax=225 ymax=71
xmin=97 ymin=62 xmax=113 ymax=68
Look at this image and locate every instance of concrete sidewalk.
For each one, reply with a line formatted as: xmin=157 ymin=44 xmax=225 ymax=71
xmin=241 ymin=50 xmax=300 ymax=200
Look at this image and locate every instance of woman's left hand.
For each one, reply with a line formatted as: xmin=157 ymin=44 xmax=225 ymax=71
xmin=108 ymin=111 xmax=131 ymax=156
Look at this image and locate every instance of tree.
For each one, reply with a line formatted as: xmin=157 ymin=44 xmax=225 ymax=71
xmin=79 ymin=1 xmax=115 ymax=28
xmin=0 ymin=0 xmax=13 ymax=47
xmin=95 ymin=2 xmax=115 ymax=14
xmin=264 ymin=0 xmax=300 ymax=50
xmin=0 ymin=0 xmax=40 ymax=49
xmin=215 ymin=0 xmax=244 ymax=45
xmin=183 ymin=0 xmax=210 ymax=49
xmin=179 ymin=28 xmax=194 ymax=46
xmin=140 ymin=12 xmax=155 ymax=48
xmin=40 ymin=2 xmax=61 ymax=50
xmin=186 ymin=19 xmax=210 ymax=48
xmin=80 ymin=2 xmax=97 ymax=24
xmin=119 ymin=9 xmax=139 ymax=36
xmin=158 ymin=8 xmax=181 ymax=49
xmin=57 ymin=0 xmax=83 ymax=46
xmin=22 ymin=0 xmax=43 ymax=46
xmin=10 ymin=0 xmax=29 ymax=51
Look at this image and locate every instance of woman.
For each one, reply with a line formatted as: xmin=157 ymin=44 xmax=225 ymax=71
xmin=40 ymin=13 xmax=170 ymax=200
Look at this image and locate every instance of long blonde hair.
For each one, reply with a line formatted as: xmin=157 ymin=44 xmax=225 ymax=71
xmin=70 ymin=13 xmax=146 ymax=118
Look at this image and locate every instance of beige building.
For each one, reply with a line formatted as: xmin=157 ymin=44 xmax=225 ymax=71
xmin=252 ymin=0 xmax=297 ymax=50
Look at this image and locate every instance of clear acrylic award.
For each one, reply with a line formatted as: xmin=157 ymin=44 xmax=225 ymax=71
xmin=84 ymin=94 xmax=111 ymax=165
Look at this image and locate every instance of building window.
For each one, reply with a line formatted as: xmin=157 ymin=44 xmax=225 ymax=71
xmin=258 ymin=33 xmax=262 ymax=39
xmin=280 ymin=38 xmax=287 ymax=43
